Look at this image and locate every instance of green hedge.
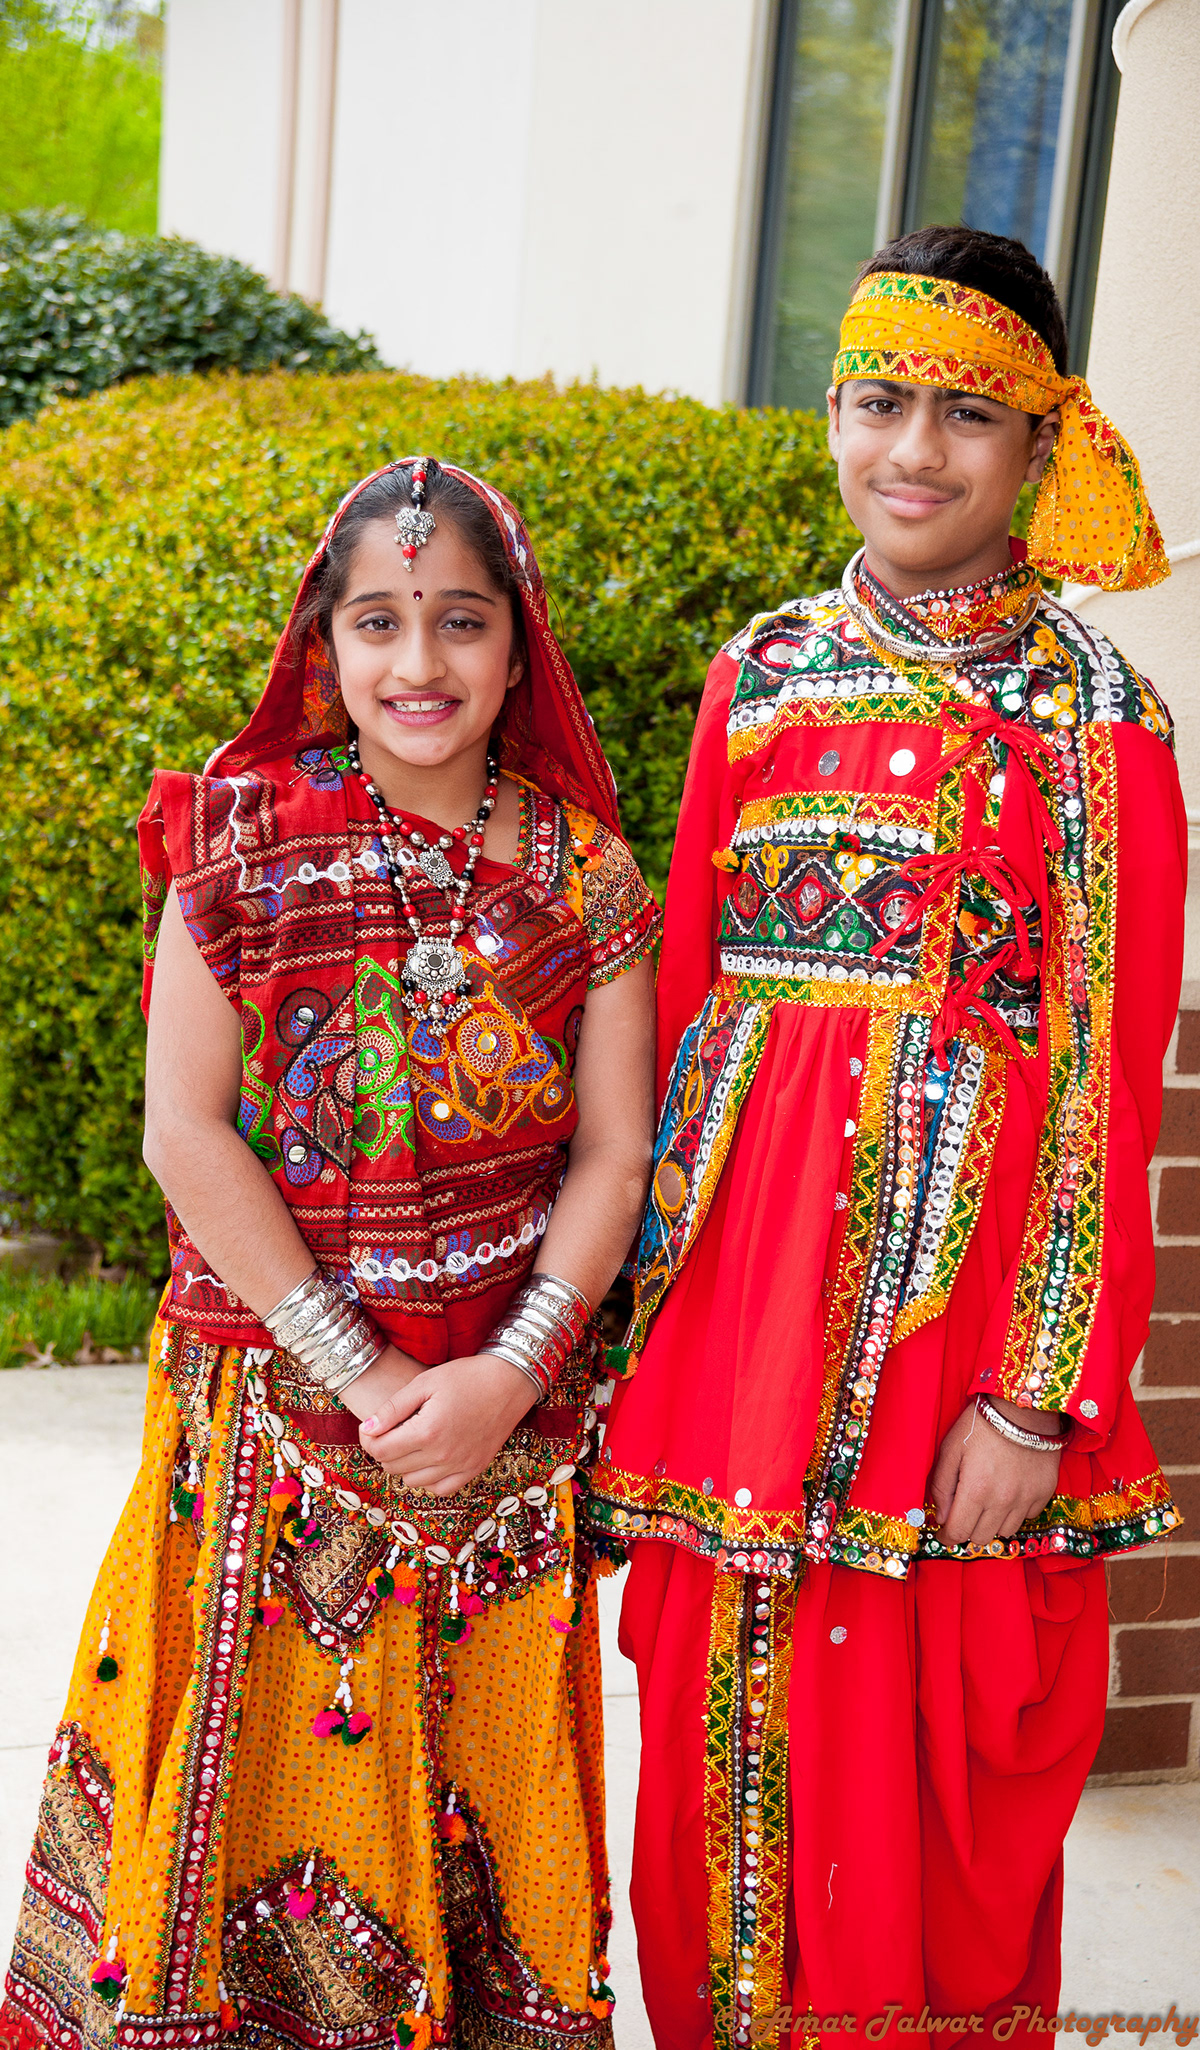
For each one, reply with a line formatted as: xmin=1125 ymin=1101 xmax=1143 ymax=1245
xmin=0 ymin=209 xmax=380 ymax=426
xmin=0 ymin=367 xmax=855 ymax=1264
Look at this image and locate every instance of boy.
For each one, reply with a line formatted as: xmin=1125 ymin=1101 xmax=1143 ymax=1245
xmin=593 ymin=227 xmax=1186 ymax=2044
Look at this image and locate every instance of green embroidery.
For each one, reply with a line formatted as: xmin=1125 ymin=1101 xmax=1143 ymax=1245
xmin=353 ymin=959 xmax=415 ymax=1159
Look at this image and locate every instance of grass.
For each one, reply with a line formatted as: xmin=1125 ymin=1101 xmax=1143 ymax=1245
xmin=0 ymin=1267 xmax=160 ymax=1369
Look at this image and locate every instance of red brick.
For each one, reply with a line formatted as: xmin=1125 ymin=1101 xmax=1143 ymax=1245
xmin=1156 ymin=1088 xmax=1200 ymax=1157
xmin=1141 ymin=1320 xmax=1200 ymax=1387
xmin=1135 ymin=1393 xmax=1200 ymax=1465
xmin=1157 ymin=1165 xmax=1200 ymax=1236
xmin=1175 ymin=1012 xmax=1200 ymax=1075
xmin=1092 ymin=1701 xmax=1191 ymax=1774
xmin=1152 ymin=1247 xmax=1200 ymax=1313
xmin=1115 ymin=1624 xmax=1200 ymax=1697
xmin=1166 ymin=1471 xmax=1200 ymax=1529
xmin=1107 ymin=1551 xmax=1200 ymax=1623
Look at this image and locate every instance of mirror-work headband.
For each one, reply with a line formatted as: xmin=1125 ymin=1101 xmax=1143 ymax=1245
xmin=833 ymin=271 xmax=1168 ymax=592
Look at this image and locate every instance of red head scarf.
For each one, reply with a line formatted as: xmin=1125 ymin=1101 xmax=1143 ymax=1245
xmin=209 ymin=458 xmax=622 ymax=833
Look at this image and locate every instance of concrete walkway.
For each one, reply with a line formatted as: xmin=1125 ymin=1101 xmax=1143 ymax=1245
xmin=2 ymin=1367 xmax=1196 ymax=2044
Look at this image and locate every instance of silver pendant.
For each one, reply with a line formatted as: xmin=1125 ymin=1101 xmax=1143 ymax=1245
xmin=394 ymin=504 xmax=436 ymax=565
xmin=404 ymin=938 xmax=467 ymax=1001
xmin=418 ymin=845 xmax=455 ymax=891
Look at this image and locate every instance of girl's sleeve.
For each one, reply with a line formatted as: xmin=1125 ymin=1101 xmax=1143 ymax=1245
xmin=137 ymin=770 xmax=262 ymax=1017
xmin=653 ymin=649 xmax=740 ymax=1100
xmin=572 ymin=822 xmax=663 ymax=987
xmin=970 ymin=717 xmax=1187 ymax=1445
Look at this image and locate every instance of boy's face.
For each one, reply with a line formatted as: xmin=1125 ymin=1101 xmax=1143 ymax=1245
xmin=826 ymin=378 xmax=1059 ymax=593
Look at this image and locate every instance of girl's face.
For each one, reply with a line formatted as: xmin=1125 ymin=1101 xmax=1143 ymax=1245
xmin=329 ymin=515 xmax=524 ymax=779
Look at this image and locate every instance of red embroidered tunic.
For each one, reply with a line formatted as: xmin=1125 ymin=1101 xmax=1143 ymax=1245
xmin=596 ymin=553 xmax=1186 ymax=1578
xmin=140 ymin=757 xmax=659 ymax=1361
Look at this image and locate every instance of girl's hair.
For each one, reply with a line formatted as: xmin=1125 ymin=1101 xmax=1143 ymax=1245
xmin=291 ymin=458 xmax=526 ymax=660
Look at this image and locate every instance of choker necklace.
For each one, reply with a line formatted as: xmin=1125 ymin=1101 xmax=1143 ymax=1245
xmin=840 ymin=547 xmax=1041 ymax=667
xmin=347 ymin=732 xmax=499 ymax=1030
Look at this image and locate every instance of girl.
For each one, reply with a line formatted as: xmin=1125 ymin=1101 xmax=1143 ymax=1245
xmin=2 ymin=459 xmax=657 ymax=2050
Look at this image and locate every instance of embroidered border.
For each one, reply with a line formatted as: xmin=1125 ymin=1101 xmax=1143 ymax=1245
xmin=703 ymin=1572 xmax=796 ymax=2050
xmin=999 ymin=721 xmax=1117 ymax=1412
xmin=628 ymin=996 xmax=772 ymax=1353
xmin=892 ymin=1039 xmax=1006 ymax=1343
xmin=583 ymin=1465 xmax=1182 ymax=1580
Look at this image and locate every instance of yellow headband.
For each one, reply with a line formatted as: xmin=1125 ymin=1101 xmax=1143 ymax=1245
xmin=832 ymin=271 xmax=1168 ymax=592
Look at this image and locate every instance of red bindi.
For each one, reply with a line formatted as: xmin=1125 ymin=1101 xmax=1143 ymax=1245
xmin=413 ymin=590 xmax=423 ymax=601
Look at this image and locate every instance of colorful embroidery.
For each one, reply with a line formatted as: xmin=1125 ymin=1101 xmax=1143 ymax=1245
xmin=604 ymin=557 xmax=1178 ymax=1582
xmin=585 ymin=1459 xmax=1181 ymax=1581
xmin=141 ymin=768 xmax=659 ymax=1347
xmin=628 ymin=995 xmax=772 ymax=1352
xmin=703 ymin=1572 xmax=796 ymax=2050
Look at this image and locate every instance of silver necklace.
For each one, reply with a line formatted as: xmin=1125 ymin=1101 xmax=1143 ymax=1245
xmin=840 ymin=547 xmax=1041 ymax=667
xmin=347 ymin=734 xmax=499 ymax=1031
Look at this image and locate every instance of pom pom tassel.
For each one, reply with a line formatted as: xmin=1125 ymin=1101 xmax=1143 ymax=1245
xmin=90 ymin=1932 xmax=125 ymax=2006
xmin=395 ymin=1987 xmax=432 ymax=2050
xmin=95 ymin=1610 xmax=118 ymax=1683
xmin=286 ymin=1856 xmax=317 ymax=1919
xmin=587 ymin=1958 xmax=615 ymax=2019
xmin=549 ymin=1566 xmax=582 ymax=1636
xmin=312 ymin=1653 xmax=373 ymax=1747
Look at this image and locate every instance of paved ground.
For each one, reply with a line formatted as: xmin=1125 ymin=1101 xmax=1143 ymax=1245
xmin=2 ymin=1366 xmax=1196 ymax=2046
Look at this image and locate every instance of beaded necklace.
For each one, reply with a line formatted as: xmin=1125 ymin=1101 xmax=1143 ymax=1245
xmin=840 ymin=546 xmax=1042 ymax=700
xmin=347 ymin=730 xmax=499 ymax=1031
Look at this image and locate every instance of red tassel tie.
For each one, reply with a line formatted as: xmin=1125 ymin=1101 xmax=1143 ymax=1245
xmin=930 ymin=943 xmax=1027 ymax=1068
xmin=871 ymin=843 xmax=1038 ymax=972
xmin=910 ymin=700 xmax=1064 ymax=853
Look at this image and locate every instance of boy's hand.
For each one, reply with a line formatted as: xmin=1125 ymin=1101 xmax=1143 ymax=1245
xmin=930 ymin=1397 xmax=1064 ymax=1548
xmin=358 ymin=1352 xmax=537 ymax=1496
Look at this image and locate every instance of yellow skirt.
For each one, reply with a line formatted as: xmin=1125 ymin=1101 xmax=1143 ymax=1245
xmin=2 ymin=1330 xmax=615 ymax=2050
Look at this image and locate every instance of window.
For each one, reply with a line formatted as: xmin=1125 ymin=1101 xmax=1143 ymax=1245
xmin=749 ymin=0 xmax=1124 ymax=411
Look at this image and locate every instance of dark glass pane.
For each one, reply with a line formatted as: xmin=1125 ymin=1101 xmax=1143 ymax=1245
xmin=912 ymin=0 xmax=1074 ymax=259
xmin=769 ymin=0 xmax=899 ymax=413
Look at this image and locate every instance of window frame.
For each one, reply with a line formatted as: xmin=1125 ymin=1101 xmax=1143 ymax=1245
xmin=746 ymin=0 xmax=1122 ymax=405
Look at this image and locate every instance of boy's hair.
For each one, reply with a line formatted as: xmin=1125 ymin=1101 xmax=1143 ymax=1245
xmin=855 ymin=224 xmax=1069 ymax=375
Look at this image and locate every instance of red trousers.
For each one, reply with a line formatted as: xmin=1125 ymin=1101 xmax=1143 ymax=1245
xmin=619 ymin=1543 xmax=1108 ymax=2050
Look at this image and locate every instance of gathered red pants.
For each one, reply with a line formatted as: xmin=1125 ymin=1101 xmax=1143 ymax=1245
xmin=619 ymin=1542 xmax=1108 ymax=2050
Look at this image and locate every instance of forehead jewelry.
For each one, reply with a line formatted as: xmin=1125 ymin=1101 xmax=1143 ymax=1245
xmin=395 ymin=459 xmax=436 ymax=570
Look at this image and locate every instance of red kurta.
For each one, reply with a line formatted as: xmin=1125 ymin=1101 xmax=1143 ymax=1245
xmin=592 ymin=554 xmax=1185 ymax=2042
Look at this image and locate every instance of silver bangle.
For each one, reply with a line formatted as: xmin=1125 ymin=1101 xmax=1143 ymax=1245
xmin=976 ymin=1396 xmax=1067 ymax=1451
xmin=263 ymin=1268 xmax=385 ymax=1398
xmin=483 ymin=1272 xmax=591 ymax=1400
xmin=486 ymin=1340 xmax=554 ymax=1399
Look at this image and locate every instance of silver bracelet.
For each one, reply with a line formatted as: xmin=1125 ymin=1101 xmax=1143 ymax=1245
xmin=263 ymin=1269 xmax=385 ymax=1398
xmin=484 ymin=1273 xmax=590 ymax=1401
xmin=976 ymin=1395 xmax=1068 ymax=1451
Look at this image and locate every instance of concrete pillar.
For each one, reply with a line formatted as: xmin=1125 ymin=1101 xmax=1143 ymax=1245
xmin=1066 ymin=0 xmax=1200 ymax=978
xmin=1074 ymin=0 xmax=1200 ymax=1789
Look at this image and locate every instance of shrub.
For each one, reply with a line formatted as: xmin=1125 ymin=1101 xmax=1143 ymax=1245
xmin=0 ymin=209 xmax=381 ymax=427
xmin=0 ymin=1267 xmax=159 ymax=1370
xmin=0 ymin=367 xmax=855 ymax=1264
xmin=0 ymin=3 xmax=162 ymax=236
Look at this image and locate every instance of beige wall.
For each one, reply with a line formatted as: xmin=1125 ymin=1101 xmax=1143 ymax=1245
xmin=160 ymin=0 xmax=775 ymax=407
xmin=1066 ymin=0 xmax=1200 ymax=981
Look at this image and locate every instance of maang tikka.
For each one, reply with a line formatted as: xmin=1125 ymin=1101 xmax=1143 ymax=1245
xmin=394 ymin=458 xmax=436 ymax=569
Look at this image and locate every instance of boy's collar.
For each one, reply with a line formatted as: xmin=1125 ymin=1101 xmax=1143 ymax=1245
xmin=852 ymin=536 xmax=1041 ymax=651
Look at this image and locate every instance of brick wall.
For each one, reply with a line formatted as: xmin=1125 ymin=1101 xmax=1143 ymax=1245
xmin=1089 ymin=1009 xmax=1200 ymax=1783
